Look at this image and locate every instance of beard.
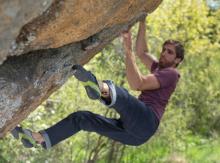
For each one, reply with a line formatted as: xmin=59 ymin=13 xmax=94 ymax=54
xmin=159 ymin=58 xmax=175 ymax=69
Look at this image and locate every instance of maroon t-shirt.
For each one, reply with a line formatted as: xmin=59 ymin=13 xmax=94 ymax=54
xmin=138 ymin=61 xmax=180 ymax=121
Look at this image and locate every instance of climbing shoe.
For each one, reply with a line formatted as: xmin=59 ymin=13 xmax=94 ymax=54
xmin=11 ymin=126 xmax=37 ymax=148
xmin=72 ymin=64 xmax=101 ymax=100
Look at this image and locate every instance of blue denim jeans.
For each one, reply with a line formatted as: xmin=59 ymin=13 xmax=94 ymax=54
xmin=41 ymin=84 xmax=159 ymax=149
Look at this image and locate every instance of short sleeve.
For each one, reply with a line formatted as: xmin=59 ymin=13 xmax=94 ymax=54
xmin=154 ymin=68 xmax=180 ymax=88
xmin=151 ymin=61 xmax=159 ymax=73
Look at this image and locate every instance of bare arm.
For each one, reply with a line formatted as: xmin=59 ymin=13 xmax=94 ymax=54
xmin=135 ymin=18 xmax=157 ymax=70
xmin=122 ymin=31 xmax=160 ymax=91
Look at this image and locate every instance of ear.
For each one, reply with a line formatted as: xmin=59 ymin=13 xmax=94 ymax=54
xmin=174 ymin=58 xmax=181 ymax=65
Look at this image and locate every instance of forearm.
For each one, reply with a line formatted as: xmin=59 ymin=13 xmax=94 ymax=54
xmin=122 ymin=30 xmax=143 ymax=90
xmin=135 ymin=20 xmax=156 ymax=70
xmin=136 ymin=20 xmax=148 ymax=56
xmin=125 ymin=52 xmax=143 ymax=90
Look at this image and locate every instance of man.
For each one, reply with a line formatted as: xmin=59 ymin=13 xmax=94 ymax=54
xmin=11 ymin=17 xmax=184 ymax=149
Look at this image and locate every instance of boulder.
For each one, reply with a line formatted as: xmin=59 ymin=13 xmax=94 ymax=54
xmin=0 ymin=0 xmax=162 ymax=137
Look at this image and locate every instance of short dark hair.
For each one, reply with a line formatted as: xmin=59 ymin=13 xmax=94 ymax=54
xmin=163 ymin=40 xmax=185 ymax=67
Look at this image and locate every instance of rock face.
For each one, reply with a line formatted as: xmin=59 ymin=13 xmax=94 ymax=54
xmin=0 ymin=0 xmax=53 ymax=65
xmin=0 ymin=0 xmax=162 ymax=137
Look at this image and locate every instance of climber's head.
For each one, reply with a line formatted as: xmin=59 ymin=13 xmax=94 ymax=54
xmin=159 ymin=40 xmax=184 ymax=68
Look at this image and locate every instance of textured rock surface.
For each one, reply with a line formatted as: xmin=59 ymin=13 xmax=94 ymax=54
xmin=0 ymin=0 xmax=53 ymax=65
xmin=0 ymin=0 xmax=162 ymax=137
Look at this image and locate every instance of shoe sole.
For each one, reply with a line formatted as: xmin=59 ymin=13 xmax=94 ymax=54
xmin=11 ymin=126 xmax=22 ymax=139
xmin=11 ymin=126 xmax=36 ymax=148
xmin=72 ymin=65 xmax=101 ymax=99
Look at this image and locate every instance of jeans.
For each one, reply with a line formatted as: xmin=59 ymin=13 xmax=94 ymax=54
xmin=41 ymin=85 xmax=159 ymax=149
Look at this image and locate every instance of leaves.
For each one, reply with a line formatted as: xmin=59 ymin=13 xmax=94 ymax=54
xmin=1 ymin=0 xmax=220 ymax=162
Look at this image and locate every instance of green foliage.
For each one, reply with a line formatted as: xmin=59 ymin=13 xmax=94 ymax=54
xmin=1 ymin=0 xmax=220 ymax=162
xmin=148 ymin=0 xmax=220 ymax=136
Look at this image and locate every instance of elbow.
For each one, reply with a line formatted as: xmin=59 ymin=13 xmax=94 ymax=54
xmin=135 ymin=49 xmax=147 ymax=59
xmin=135 ymin=48 xmax=142 ymax=57
xmin=129 ymin=83 xmax=142 ymax=91
xmin=127 ymin=75 xmax=144 ymax=91
xmin=130 ymin=86 xmax=138 ymax=91
xmin=135 ymin=46 xmax=148 ymax=56
xmin=131 ymin=86 xmax=142 ymax=91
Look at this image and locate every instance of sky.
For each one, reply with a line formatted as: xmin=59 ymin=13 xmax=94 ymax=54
xmin=206 ymin=0 xmax=220 ymax=10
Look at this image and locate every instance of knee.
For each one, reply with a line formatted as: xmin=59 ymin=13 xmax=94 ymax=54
xmin=129 ymin=141 xmax=144 ymax=146
xmin=70 ymin=111 xmax=92 ymax=117
xmin=69 ymin=111 xmax=91 ymax=119
xmin=122 ymin=138 xmax=145 ymax=146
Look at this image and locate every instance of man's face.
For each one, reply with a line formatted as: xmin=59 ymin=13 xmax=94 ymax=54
xmin=159 ymin=44 xmax=179 ymax=68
